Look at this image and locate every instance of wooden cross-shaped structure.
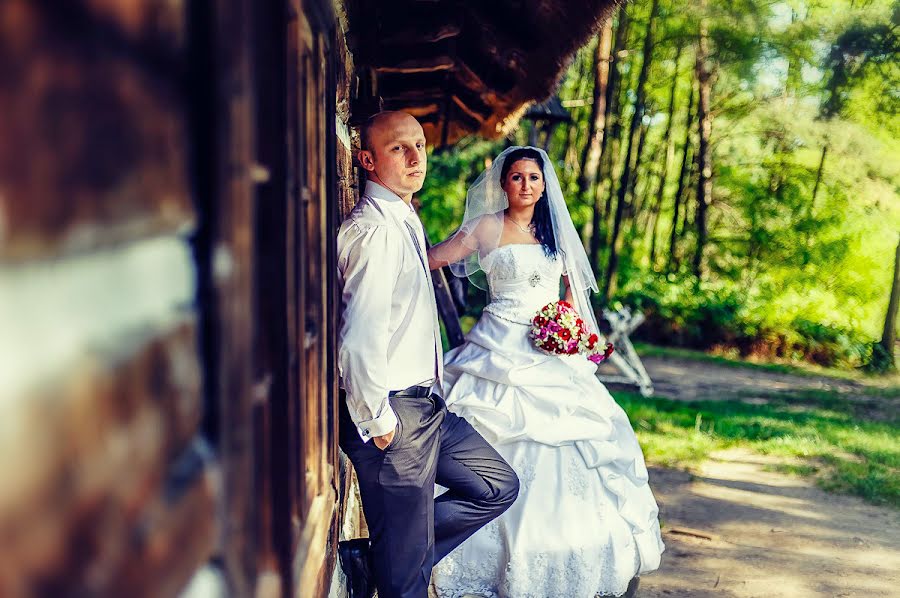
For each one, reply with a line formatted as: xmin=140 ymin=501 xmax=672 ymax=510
xmin=597 ymin=307 xmax=654 ymax=396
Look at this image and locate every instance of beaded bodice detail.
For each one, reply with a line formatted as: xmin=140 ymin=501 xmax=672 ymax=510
xmin=482 ymin=244 xmax=562 ymax=324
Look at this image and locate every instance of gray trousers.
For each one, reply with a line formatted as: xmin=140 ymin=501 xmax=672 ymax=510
xmin=339 ymin=391 xmax=519 ymax=598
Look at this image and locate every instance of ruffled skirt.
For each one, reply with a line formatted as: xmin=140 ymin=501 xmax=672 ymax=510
xmin=432 ymin=312 xmax=664 ymax=598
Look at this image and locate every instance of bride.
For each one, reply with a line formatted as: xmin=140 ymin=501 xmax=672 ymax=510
xmin=426 ymin=147 xmax=664 ymax=598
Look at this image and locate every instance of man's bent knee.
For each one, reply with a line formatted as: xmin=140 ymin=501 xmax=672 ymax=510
xmin=487 ymin=467 xmax=519 ymax=510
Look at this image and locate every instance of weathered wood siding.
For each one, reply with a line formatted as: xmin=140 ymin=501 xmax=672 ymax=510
xmin=0 ymin=1 xmax=217 ymax=596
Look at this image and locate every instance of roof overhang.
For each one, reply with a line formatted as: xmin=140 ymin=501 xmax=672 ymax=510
xmin=344 ymin=0 xmax=619 ymax=145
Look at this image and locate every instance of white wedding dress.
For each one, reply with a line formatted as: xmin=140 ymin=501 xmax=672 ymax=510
xmin=432 ymin=244 xmax=664 ymax=598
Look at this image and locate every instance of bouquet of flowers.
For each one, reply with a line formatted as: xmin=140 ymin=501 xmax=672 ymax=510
xmin=530 ymin=300 xmax=615 ymax=364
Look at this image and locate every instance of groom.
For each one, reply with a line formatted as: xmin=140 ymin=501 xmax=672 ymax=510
xmin=337 ymin=111 xmax=519 ymax=598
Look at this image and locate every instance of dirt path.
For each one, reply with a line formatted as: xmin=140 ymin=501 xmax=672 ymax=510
xmin=618 ymin=357 xmax=900 ymax=597
xmin=642 ymin=450 xmax=900 ymax=597
xmin=635 ymin=355 xmax=897 ymax=402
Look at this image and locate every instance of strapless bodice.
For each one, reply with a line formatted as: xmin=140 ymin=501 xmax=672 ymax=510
xmin=481 ymin=244 xmax=563 ymax=324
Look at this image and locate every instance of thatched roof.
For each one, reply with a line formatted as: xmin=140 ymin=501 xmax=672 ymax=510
xmin=344 ymin=0 xmax=619 ymax=145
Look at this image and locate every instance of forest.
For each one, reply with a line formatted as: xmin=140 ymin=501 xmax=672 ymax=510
xmin=418 ymin=0 xmax=900 ymax=372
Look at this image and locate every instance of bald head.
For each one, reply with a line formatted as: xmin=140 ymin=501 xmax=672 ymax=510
xmin=357 ymin=111 xmax=427 ymax=203
xmin=360 ymin=111 xmax=423 ymax=152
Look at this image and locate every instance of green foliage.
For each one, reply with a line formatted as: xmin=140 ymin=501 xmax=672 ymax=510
xmin=417 ymin=0 xmax=900 ymax=371
xmin=617 ymin=271 xmax=873 ymax=366
xmin=418 ymin=138 xmax=507 ymax=244
xmin=865 ymin=341 xmax=897 ymax=373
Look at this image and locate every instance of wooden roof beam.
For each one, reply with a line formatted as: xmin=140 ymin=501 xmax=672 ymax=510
xmin=375 ymin=56 xmax=456 ymax=74
xmin=380 ymin=100 xmax=442 ymax=119
xmin=451 ymin=95 xmax=486 ymax=124
xmin=380 ymin=23 xmax=461 ymax=45
xmin=380 ymin=87 xmax=491 ymax=121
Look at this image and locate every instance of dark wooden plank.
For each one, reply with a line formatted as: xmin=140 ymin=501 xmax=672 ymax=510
xmin=203 ymin=0 xmax=258 ymax=594
xmin=433 ymin=266 xmax=466 ymax=349
xmin=418 ymin=226 xmax=466 ymax=349
xmin=0 ymin=0 xmax=193 ymax=261
xmin=0 ymin=321 xmax=207 ymax=596
xmin=97 ymin=439 xmax=219 ymax=598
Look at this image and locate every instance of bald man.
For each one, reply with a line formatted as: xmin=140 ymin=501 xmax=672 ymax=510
xmin=337 ymin=112 xmax=519 ymax=598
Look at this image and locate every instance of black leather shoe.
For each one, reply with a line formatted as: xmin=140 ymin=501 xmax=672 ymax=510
xmin=622 ymin=576 xmax=640 ymax=598
xmin=338 ymin=538 xmax=376 ymax=598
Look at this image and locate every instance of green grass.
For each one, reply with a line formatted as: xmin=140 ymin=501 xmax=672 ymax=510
xmin=616 ymin=389 xmax=900 ymax=508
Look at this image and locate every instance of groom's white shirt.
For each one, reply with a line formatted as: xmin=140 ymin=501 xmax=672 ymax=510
xmin=337 ymin=180 xmax=444 ymax=442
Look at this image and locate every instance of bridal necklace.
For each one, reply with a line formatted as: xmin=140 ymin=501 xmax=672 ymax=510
xmin=506 ymin=214 xmax=535 ymax=236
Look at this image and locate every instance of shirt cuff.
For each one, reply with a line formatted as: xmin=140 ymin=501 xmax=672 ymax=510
xmin=356 ymin=403 xmax=398 ymax=443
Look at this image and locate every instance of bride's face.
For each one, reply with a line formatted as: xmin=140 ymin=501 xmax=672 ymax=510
xmin=502 ymin=159 xmax=545 ymax=209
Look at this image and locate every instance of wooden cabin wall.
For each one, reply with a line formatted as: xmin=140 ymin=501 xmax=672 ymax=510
xmin=197 ymin=0 xmax=353 ymax=595
xmin=208 ymin=0 xmax=354 ymax=595
xmin=0 ymin=1 xmax=218 ymax=596
xmin=0 ymin=0 xmax=359 ymax=595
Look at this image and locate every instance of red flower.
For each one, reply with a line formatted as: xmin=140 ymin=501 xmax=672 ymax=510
xmin=534 ymin=316 xmax=547 ymax=327
xmin=576 ymin=318 xmax=584 ymax=327
xmin=589 ymin=333 xmax=599 ymax=344
xmin=558 ymin=300 xmax=572 ymax=308
xmin=559 ymin=329 xmax=572 ymax=341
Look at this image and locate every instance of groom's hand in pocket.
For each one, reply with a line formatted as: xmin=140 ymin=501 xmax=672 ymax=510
xmin=372 ymin=428 xmax=396 ymax=451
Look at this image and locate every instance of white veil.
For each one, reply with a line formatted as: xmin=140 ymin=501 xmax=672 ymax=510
xmin=448 ymin=146 xmax=602 ymax=338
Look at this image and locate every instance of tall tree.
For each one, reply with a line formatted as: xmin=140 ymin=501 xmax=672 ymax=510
xmin=579 ymin=21 xmax=614 ymax=199
xmin=874 ymin=234 xmax=900 ymax=371
xmin=627 ymin=113 xmax=652 ymax=214
xmin=595 ymin=3 xmax=631 ymax=244
xmin=649 ymin=44 xmax=684 ymax=266
xmin=603 ymin=0 xmax=661 ymax=300
xmin=668 ymin=79 xmax=695 ymax=270
xmin=811 ymin=144 xmax=828 ymax=206
xmin=580 ymin=23 xmax=614 ymax=251
xmin=693 ymin=0 xmax=713 ymax=279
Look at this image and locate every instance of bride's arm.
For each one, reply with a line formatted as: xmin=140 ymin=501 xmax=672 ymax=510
xmin=427 ymin=231 xmax=476 ymax=270
xmin=427 ymin=215 xmax=502 ymax=271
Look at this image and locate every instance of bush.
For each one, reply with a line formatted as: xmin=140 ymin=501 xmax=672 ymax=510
xmin=613 ymin=273 xmax=871 ymax=368
xmin=864 ymin=342 xmax=897 ymax=373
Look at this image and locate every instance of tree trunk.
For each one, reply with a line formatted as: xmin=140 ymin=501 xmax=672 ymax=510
xmin=591 ymin=6 xmax=629 ymax=267
xmin=603 ymin=0 xmax=660 ymax=300
xmin=648 ymin=45 xmax=683 ymax=266
xmin=628 ymin=117 xmax=651 ymax=213
xmin=579 ymin=21 xmax=614 ymax=199
xmin=626 ymin=117 xmax=653 ymax=244
xmin=668 ymin=78 xmax=695 ymax=270
xmin=811 ymin=144 xmax=828 ymax=206
xmin=878 ymin=235 xmax=900 ymax=366
xmin=693 ymin=2 xmax=713 ymax=279
xmin=580 ymin=24 xmax=613 ymax=247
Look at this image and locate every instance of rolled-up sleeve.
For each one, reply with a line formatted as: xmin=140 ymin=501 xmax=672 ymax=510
xmin=337 ymin=221 xmax=402 ymax=442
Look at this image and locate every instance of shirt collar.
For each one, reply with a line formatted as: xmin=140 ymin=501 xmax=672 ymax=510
xmin=364 ymin=180 xmax=416 ymax=219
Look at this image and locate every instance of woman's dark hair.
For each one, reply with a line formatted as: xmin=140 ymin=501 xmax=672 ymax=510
xmin=500 ymin=148 xmax=558 ymax=258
